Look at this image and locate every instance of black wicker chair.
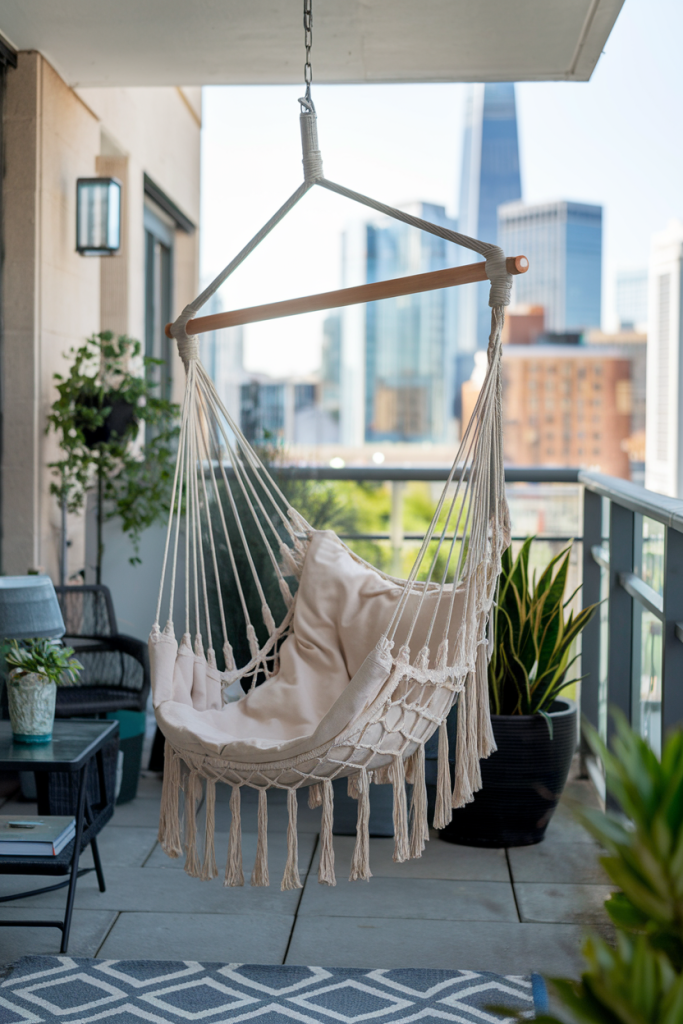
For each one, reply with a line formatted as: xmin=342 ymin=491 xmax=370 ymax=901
xmin=54 ymin=585 xmax=150 ymax=717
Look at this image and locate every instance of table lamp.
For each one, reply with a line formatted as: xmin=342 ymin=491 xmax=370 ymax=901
xmin=0 ymin=576 xmax=65 ymax=640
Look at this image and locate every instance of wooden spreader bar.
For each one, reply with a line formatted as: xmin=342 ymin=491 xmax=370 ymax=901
xmin=166 ymin=254 xmax=528 ymax=338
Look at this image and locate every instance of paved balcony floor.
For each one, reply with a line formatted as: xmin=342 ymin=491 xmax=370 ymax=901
xmin=0 ymin=761 xmax=612 ymax=977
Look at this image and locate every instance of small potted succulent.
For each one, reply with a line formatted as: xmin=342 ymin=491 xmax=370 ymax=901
xmin=440 ymin=537 xmax=598 ymax=847
xmin=5 ymin=639 xmax=83 ymax=744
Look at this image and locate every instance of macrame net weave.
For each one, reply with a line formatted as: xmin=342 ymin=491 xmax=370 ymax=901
xmin=150 ymin=104 xmax=512 ymax=890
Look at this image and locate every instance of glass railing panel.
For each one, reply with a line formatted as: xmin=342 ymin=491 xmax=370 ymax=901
xmin=632 ymin=604 xmax=663 ymax=757
xmin=634 ymin=516 xmax=665 ymax=596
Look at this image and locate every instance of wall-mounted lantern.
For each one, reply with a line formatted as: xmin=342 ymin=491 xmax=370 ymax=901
xmin=76 ymin=177 xmax=121 ymax=255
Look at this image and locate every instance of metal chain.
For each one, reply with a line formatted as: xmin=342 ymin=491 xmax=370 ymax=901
xmin=303 ymin=0 xmax=313 ymax=107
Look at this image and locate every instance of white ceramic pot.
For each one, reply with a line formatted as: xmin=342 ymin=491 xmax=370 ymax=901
xmin=7 ymin=670 xmax=57 ymax=744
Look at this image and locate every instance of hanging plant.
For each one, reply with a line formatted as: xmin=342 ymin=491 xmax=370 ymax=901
xmin=47 ymin=331 xmax=180 ymax=580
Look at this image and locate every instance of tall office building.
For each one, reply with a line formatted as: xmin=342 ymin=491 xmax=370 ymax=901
xmin=198 ymin=291 xmax=245 ymax=419
xmin=338 ymin=203 xmax=459 ymax=446
xmin=616 ymin=268 xmax=648 ymax=331
xmin=645 ymin=222 xmax=683 ymax=497
xmin=456 ymin=83 xmax=522 ymax=397
xmin=498 ymin=200 xmax=602 ymax=333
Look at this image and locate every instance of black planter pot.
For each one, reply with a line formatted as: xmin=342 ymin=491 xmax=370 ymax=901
xmin=77 ymin=393 xmax=136 ymax=448
xmin=438 ymin=698 xmax=577 ymax=848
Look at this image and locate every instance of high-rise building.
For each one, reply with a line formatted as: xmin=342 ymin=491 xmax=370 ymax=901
xmin=645 ymin=222 xmax=683 ymax=497
xmin=456 ymin=83 xmax=522 ymax=393
xmin=498 ymin=200 xmax=602 ymax=334
xmin=338 ymin=203 xmax=459 ymax=446
xmin=487 ymin=345 xmax=631 ymax=477
xmin=616 ymin=268 xmax=649 ymax=331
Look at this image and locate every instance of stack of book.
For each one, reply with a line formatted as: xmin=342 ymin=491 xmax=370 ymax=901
xmin=0 ymin=816 xmax=76 ymax=856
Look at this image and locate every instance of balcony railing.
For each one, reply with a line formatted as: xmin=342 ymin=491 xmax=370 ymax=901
xmin=267 ymin=463 xmax=683 ymax=779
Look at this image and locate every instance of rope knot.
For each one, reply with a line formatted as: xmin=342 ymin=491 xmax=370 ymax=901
xmin=170 ymin=304 xmax=200 ymax=370
xmin=299 ymin=109 xmax=324 ymax=182
xmin=484 ymin=246 xmax=513 ymax=308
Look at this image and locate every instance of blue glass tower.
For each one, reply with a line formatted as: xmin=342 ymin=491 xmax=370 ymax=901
xmin=363 ymin=203 xmax=458 ymax=443
xmin=498 ymin=200 xmax=602 ymax=332
xmin=456 ymin=84 xmax=522 ymax=409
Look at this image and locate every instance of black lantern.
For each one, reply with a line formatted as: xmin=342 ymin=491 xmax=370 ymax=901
xmin=76 ymin=177 xmax=121 ymax=255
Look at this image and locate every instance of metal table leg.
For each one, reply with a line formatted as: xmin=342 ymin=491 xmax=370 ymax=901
xmin=60 ymin=763 xmax=88 ymax=953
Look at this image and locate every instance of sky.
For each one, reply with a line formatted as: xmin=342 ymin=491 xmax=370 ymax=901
xmin=200 ymin=0 xmax=683 ymax=379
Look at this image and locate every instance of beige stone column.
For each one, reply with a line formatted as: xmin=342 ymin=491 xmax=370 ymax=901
xmin=2 ymin=52 xmax=100 ymax=577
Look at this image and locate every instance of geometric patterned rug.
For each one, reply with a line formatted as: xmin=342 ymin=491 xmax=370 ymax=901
xmin=0 ymin=957 xmax=547 ymax=1023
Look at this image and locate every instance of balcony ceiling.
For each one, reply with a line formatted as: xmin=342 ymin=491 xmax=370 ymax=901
xmin=0 ymin=0 xmax=624 ymax=87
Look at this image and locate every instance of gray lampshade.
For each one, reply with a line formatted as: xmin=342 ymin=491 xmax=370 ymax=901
xmin=0 ymin=576 xmax=65 ymax=640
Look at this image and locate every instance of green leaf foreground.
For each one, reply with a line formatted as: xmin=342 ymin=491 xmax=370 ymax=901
xmin=492 ymin=715 xmax=683 ymax=1023
xmin=488 ymin=538 xmax=599 ymax=716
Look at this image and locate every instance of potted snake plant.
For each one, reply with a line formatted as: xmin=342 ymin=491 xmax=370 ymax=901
xmin=440 ymin=537 xmax=597 ymax=847
xmin=5 ymin=639 xmax=82 ymax=744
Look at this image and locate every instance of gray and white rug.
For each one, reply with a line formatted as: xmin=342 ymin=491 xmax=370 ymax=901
xmin=0 ymin=957 xmax=547 ymax=1023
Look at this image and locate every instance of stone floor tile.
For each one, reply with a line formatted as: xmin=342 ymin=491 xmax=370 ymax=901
xmin=298 ymin=876 xmax=518 ymax=922
xmin=0 ymin=909 xmax=117 ymax=966
xmin=516 ymin=883 xmax=616 ymax=924
xmin=542 ymin=802 xmax=602 ymax=845
xmin=508 ymin=842 xmax=609 ymax=884
xmin=110 ymin=799 xmax=161 ymax=828
xmin=285 ymin=917 xmax=590 ymax=976
xmin=134 ymin=773 xmax=165 ymax=800
xmin=4 ymin=865 xmax=304 ymax=917
xmin=98 ymin=911 xmax=293 ymax=962
xmin=145 ymin=830 xmax=317 ymax=880
xmin=79 ymin=826 xmax=159 ymax=870
xmin=311 ymin=835 xmax=509 ymax=881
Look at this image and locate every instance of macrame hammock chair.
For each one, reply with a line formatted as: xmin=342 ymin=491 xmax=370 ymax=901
xmin=150 ymin=95 xmax=519 ymax=892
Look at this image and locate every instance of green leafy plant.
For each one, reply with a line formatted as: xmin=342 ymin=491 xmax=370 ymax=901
xmin=47 ymin=331 xmax=180 ymax=579
xmin=6 ymin=639 xmax=83 ymax=687
xmin=529 ymin=715 xmax=683 ymax=1024
xmin=489 ymin=537 xmax=597 ymax=720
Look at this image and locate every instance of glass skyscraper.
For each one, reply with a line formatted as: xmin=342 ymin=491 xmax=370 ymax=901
xmin=456 ymin=83 xmax=522 ymax=407
xmin=364 ymin=203 xmax=458 ymax=443
xmin=497 ymin=200 xmax=602 ymax=333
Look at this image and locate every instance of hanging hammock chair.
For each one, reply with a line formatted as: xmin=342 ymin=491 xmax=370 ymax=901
xmin=150 ymin=96 xmax=516 ymax=891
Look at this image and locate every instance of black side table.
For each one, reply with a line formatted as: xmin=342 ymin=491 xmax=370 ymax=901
xmin=0 ymin=719 xmax=118 ymax=952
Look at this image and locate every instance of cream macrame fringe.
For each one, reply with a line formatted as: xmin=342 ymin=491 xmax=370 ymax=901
xmin=160 ymin=673 xmax=497 ymax=887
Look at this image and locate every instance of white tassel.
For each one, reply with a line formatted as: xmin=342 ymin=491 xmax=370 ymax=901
xmin=347 ymin=774 xmax=361 ymax=800
xmin=278 ymin=576 xmax=294 ymax=609
xmin=408 ymin=745 xmax=429 ymax=858
xmin=223 ymin=640 xmax=236 ymax=673
xmin=281 ymin=790 xmax=303 ymax=891
xmin=391 ymin=755 xmax=410 ymax=864
xmin=477 ymin=643 xmax=497 ymax=758
xmin=262 ymin=603 xmax=276 ymax=636
xmin=246 ymin=623 xmax=260 ymax=662
xmin=158 ymin=744 xmax=183 ymax=857
xmin=183 ymin=771 xmax=201 ymax=877
xmin=349 ymin=769 xmax=372 ymax=882
xmin=200 ymin=778 xmax=218 ymax=880
xmin=308 ymin=783 xmax=323 ymax=808
xmin=452 ymin=689 xmax=475 ymax=809
xmin=224 ymin=785 xmax=244 ymax=887
xmin=467 ymin=668 xmax=483 ymax=793
xmin=433 ymin=722 xmax=452 ymax=829
xmin=250 ymin=789 xmax=269 ymax=887
xmin=318 ymin=779 xmax=336 ymax=886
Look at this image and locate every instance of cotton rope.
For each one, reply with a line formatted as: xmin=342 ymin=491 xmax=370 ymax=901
xmin=151 ymin=101 xmax=511 ymax=889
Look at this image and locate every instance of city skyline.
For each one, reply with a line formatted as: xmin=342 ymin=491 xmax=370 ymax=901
xmin=200 ymin=0 xmax=682 ymax=381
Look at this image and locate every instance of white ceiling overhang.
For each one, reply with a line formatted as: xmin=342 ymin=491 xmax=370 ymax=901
xmin=0 ymin=0 xmax=624 ymax=87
